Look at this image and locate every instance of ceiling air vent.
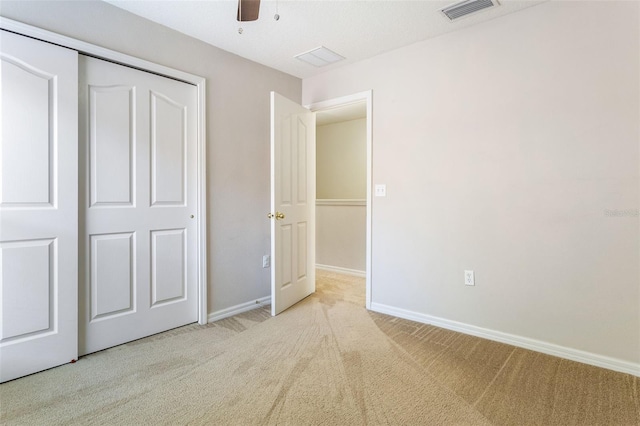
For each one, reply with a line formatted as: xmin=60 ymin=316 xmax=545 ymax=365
xmin=295 ymin=46 xmax=345 ymax=68
xmin=441 ymin=0 xmax=499 ymax=21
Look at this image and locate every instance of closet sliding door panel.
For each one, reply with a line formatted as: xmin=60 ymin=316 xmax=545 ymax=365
xmin=0 ymin=30 xmax=79 ymax=383
xmin=78 ymin=55 xmax=198 ymax=355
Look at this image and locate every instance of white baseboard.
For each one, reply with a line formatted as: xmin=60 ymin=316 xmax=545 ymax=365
xmin=208 ymin=296 xmax=271 ymax=323
xmin=316 ymin=264 xmax=366 ymax=278
xmin=370 ymin=302 xmax=640 ymax=377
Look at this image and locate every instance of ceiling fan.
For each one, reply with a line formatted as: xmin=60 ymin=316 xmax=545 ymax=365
xmin=237 ymin=0 xmax=261 ymax=22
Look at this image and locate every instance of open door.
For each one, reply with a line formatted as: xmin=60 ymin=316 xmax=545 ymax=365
xmin=269 ymin=92 xmax=315 ymax=316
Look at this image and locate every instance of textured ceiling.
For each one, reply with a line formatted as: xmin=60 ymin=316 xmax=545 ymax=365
xmin=104 ymin=0 xmax=547 ymax=79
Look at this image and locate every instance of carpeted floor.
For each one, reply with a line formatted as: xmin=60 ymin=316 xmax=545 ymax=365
xmin=1 ymin=270 xmax=638 ymax=425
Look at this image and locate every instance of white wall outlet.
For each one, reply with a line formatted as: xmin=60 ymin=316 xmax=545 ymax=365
xmin=262 ymin=255 xmax=270 ymax=268
xmin=375 ymin=184 xmax=386 ymax=197
xmin=464 ymin=270 xmax=475 ymax=286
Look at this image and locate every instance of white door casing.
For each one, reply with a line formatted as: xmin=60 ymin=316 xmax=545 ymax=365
xmin=78 ymin=56 xmax=198 ymax=355
xmin=0 ymin=31 xmax=78 ymax=382
xmin=270 ymin=92 xmax=316 ymax=316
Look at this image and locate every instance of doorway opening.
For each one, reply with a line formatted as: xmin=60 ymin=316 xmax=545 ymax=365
xmin=308 ymin=91 xmax=372 ymax=309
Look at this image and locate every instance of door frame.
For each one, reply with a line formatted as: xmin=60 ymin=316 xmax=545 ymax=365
xmin=307 ymin=91 xmax=373 ymax=309
xmin=0 ymin=17 xmax=209 ymax=325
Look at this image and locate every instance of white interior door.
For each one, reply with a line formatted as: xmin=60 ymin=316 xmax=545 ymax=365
xmin=0 ymin=31 xmax=78 ymax=382
xmin=78 ymin=56 xmax=198 ymax=355
xmin=270 ymin=92 xmax=315 ymax=316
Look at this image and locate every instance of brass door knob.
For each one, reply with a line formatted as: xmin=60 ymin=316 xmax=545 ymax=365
xmin=268 ymin=212 xmax=285 ymax=220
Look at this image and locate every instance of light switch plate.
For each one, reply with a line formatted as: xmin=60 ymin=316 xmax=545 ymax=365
xmin=375 ymin=184 xmax=386 ymax=197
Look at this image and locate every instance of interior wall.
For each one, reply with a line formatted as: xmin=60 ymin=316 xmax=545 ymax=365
xmin=303 ymin=1 xmax=640 ymax=365
xmin=316 ymin=203 xmax=366 ymax=272
xmin=316 ymin=119 xmax=367 ymax=199
xmin=0 ymin=1 xmax=302 ymax=315
xmin=316 ymin=119 xmax=366 ymax=272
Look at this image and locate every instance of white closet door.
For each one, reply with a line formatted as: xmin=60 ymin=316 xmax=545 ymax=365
xmin=78 ymin=56 xmax=198 ymax=355
xmin=0 ymin=31 xmax=78 ymax=382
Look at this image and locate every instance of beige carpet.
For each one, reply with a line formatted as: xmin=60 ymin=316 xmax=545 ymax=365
xmin=1 ymin=271 xmax=491 ymax=425
xmin=370 ymin=306 xmax=640 ymax=425
xmin=2 ymin=271 xmax=638 ymax=425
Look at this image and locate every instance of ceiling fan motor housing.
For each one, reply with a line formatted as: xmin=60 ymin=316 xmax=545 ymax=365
xmin=238 ymin=0 xmax=260 ymax=22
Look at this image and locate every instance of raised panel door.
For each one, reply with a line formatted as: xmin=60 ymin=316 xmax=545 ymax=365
xmin=270 ymin=92 xmax=315 ymax=316
xmin=79 ymin=56 xmax=197 ymax=355
xmin=0 ymin=30 xmax=78 ymax=382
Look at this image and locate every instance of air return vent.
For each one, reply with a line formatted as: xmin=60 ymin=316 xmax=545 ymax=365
xmin=441 ymin=0 xmax=499 ymax=21
xmin=295 ymin=46 xmax=345 ymax=68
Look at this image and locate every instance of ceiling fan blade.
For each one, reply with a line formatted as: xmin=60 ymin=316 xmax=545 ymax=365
xmin=237 ymin=0 xmax=260 ymax=22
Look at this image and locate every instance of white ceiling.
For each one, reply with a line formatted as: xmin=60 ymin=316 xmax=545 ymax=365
xmin=104 ymin=0 xmax=547 ymax=79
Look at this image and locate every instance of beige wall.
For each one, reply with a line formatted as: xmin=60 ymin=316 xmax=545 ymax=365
xmin=304 ymin=1 xmax=640 ymax=365
xmin=0 ymin=1 xmax=302 ymax=314
xmin=316 ymin=119 xmax=367 ymax=272
xmin=316 ymin=119 xmax=367 ymax=199
xmin=316 ymin=203 xmax=366 ymax=272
